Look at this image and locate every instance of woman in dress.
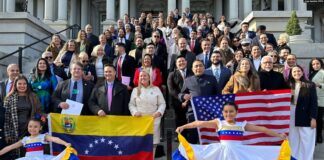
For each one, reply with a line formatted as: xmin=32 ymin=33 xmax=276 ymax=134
xmin=223 ymin=58 xmax=260 ymax=94
xmin=75 ymin=30 xmax=91 ymax=57
xmin=133 ymin=54 xmax=163 ymax=89
xmin=309 ymin=58 xmax=324 ymax=143
xmin=3 ymin=75 xmax=41 ymax=158
xmin=129 ymin=70 xmax=166 ymax=156
xmin=30 ymin=58 xmax=57 ymax=114
xmin=176 ymin=102 xmax=287 ymax=160
xmin=288 ymin=65 xmax=317 ymax=160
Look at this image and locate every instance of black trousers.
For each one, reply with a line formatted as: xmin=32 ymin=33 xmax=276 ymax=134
xmin=317 ymin=107 xmax=324 ymax=138
xmin=185 ymin=113 xmax=199 ymax=144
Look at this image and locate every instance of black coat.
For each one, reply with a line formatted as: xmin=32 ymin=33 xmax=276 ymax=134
xmin=258 ymin=70 xmax=288 ymax=90
xmin=113 ymin=55 xmax=136 ymax=87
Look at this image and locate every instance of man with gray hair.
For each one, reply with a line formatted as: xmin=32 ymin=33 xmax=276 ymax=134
xmin=258 ymin=56 xmax=287 ymax=90
xmin=0 ymin=64 xmax=20 ymax=100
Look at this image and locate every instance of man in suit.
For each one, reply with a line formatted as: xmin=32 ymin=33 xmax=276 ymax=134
xmin=112 ymin=28 xmax=132 ymax=54
xmin=85 ymin=24 xmax=99 ymax=53
xmin=52 ymin=62 xmax=94 ymax=115
xmin=113 ymin=43 xmax=136 ymax=90
xmin=41 ymin=51 xmax=68 ymax=82
xmin=79 ymin=52 xmax=97 ymax=83
xmin=252 ymin=25 xmax=277 ymax=48
xmin=252 ymin=33 xmax=268 ymax=56
xmin=189 ymin=30 xmax=202 ymax=55
xmin=237 ymin=22 xmax=256 ymax=39
xmin=250 ymin=45 xmax=263 ymax=71
xmin=168 ymin=56 xmax=193 ymax=133
xmin=0 ymin=64 xmax=20 ymax=101
xmin=88 ymin=64 xmax=130 ymax=116
xmin=169 ymin=38 xmax=196 ymax=73
xmin=205 ymin=51 xmax=232 ymax=93
xmin=223 ymin=26 xmax=234 ymax=41
xmin=99 ymin=34 xmax=115 ymax=59
xmin=129 ymin=37 xmax=145 ymax=67
xmin=178 ymin=60 xmax=219 ymax=143
xmin=196 ymin=39 xmax=212 ymax=68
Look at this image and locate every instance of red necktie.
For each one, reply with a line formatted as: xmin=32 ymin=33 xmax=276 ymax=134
xmin=191 ymin=40 xmax=195 ymax=51
xmin=117 ymin=56 xmax=122 ymax=81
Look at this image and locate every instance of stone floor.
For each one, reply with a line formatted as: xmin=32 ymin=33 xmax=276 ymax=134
xmin=156 ymin=109 xmax=324 ymax=160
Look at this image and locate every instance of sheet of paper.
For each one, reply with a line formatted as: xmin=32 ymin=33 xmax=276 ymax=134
xmin=122 ymin=76 xmax=131 ymax=86
xmin=61 ymin=99 xmax=83 ymax=115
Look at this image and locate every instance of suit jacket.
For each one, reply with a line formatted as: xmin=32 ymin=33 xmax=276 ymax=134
xmin=205 ymin=66 xmax=232 ymax=93
xmin=83 ymin=64 xmax=97 ymax=83
xmin=169 ymin=50 xmax=196 ymax=73
xmin=0 ymin=80 xmax=7 ymax=101
xmin=237 ymin=31 xmax=256 ymax=39
xmin=113 ymin=54 xmax=136 ymax=87
xmin=167 ymin=69 xmax=193 ymax=106
xmin=188 ymin=39 xmax=202 ymax=55
xmin=103 ymin=44 xmax=115 ymax=60
xmin=196 ymin=51 xmax=212 ymax=68
xmin=126 ymin=32 xmax=135 ymax=42
xmin=266 ymin=33 xmax=277 ymax=47
xmin=52 ymin=64 xmax=68 ymax=80
xmin=294 ymin=82 xmax=318 ymax=127
xmin=88 ymin=80 xmax=130 ymax=115
xmin=52 ymin=79 xmax=94 ymax=115
xmin=129 ymin=48 xmax=145 ymax=67
xmin=0 ymin=106 xmax=6 ymax=153
xmin=87 ymin=33 xmax=99 ymax=50
xmin=112 ymin=38 xmax=132 ymax=54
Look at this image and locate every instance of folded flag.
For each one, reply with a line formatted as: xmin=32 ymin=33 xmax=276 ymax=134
xmin=48 ymin=113 xmax=154 ymax=160
xmin=191 ymin=89 xmax=291 ymax=145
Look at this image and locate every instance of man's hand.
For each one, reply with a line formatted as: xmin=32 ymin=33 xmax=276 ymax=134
xmin=98 ymin=110 xmax=106 ymax=116
xmin=59 ymin=102 xmax=69 ymax=109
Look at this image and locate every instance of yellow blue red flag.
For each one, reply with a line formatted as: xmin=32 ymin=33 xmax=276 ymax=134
xmin=48 ymin=113 xmax=154 ymax=160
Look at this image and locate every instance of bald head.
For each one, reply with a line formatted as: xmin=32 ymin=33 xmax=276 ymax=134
xmin=178 ymin=38 xmax=187 ymax=51
xmin=7 ymin=64 xmax=19 ymax=80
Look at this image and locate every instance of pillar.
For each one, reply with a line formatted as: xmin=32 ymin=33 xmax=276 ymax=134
xmin=69 ymin=0 xmax=77 ymax=25
xmin=106 ymin=0 xmax=115 ymax=21
xmin=27 ymin=0 xmax=34 ymax=15
xmin=228 ymin=0 xmax=238 ymax=20
xmin=181 ymin=0 xmax=190 ymax=13
xmin=119 ymin=0 xmax=128 ymax=19
xmin=57 ymin=0 xmax=67 ymax=21
xmin=81 ymin=0 xmax=88 ymax=28
xmin=6 ymin=0 xmax=15 ymax=12
xmin=298 ymin=0 xmax=307 ymax=11
xmin=271 ymin=0 xmax=278 ymax=11
xmin=168 ymin=0 xmax=176 ymax=15
xmin=243 ymin=0 xmax=252 ymax=17
xmin=36 ymin=0 xmax=44 ymax=20
xmin=129 ymin=0 xmax=136 ymax=17
xmin=284 ymin=0 xmax=293 ymax=11
xmin=0 ymin=0 xmax=3 ymax=12
xmin=215 ymin=0 xmax=223 ymax=20
xmin=44 ymin=0 xmax=54 ymax=21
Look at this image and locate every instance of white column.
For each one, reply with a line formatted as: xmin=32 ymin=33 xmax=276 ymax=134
xmin=271 ymin=0 xmax=278 ymax=11
xmin=70 ymin=0 xmax=77 ymax=25
xmin=36 ymin=0 xmax=44 ymax=20
xmin=298 ymin=0 xmax=307 ymax=11
xmin=81 ymin=0 xmax=88 ymax=28
xmin=6 ymin=0 xmax=15 ymax=12
xmin=27 ymin=0 xmax=34 ymax=15
xmin=57 ymin=0 xmax=67 ymax=21
xmin=106 ymin=0 xmax=115 ymax=21
xmin=129 ymin=0 xmax=136 ymax=17
xmin=285 ymin=0 xmax=293 ymax=11
xmin=0 ymin=0 xmax=3 ymax=12
xmin=228 ymin=0 xmax=238 ymax=20
xmin=168 ymin=0 xmax=176 ymax=15
xmin=119 ymin=0 xmax=128 ymax=19
xmin=215 ymin=0 xmax=222 ymax=20
xmin=44 ymin=0 xmax=54 ymax=21
xmin=243 ymin=0 xmax=252 ymax=17
xmin=181 ymin=0 xmax=190 ymax=13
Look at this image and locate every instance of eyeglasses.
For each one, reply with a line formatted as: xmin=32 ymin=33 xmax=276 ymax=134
xmin=262 ymin=61 xmax=273 ymax=64
xmin=82 ymin=60 xmax=89 ymax=63
xmin=45 ymin=56 xmax=53 ymax=60
xmin=153 ymin=35 xmax=160 ymax=38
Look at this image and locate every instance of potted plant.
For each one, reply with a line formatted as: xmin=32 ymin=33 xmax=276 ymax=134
xmin=286 ymin=10 xmax=311 ymax=43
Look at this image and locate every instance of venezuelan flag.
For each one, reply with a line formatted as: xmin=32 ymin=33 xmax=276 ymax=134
xmin=49 ymin=113 xmax=154 ymax=160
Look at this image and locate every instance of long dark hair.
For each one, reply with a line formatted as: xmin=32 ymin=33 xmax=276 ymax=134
xmin=34 ymin=58 xmax=52 ymax=81
xmin=287 ymin=65 xmax=312 ymax=89
xmin=309 ymin=58 xmax=324 ymax=75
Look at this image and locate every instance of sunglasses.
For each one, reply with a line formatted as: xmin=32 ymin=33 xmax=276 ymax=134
xmin=45 ymin=56 xmax=53 ymax=59
xmin=153 ymin=35 xmax=160 ymax=38
xmin=82 ymin=60 xmax=89 ymax=63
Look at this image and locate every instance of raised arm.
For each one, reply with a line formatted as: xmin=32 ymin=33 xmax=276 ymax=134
xmin=176 ymin=119 xmax=219 ymax=133
xmin=245 ymin=123 xmax=287 ymax=139
xmin=0 ymin=140 xmax=23 ymax=156
xmin=45 ymin=135 xmax=71 ymax=147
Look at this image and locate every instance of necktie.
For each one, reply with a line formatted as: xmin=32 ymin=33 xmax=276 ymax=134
xmin=117 ymin=56 xmax=122 ymax=81
xmin=181 ymin=70 xmax=186 ymax=79
xmin=204 ymin=54 xmax=208 ymax=67
xmin=215 ymin=68 xmax=220 ymax=82
xmin=71 ymin=81 xmax=78 ymax=101
xmin=7 ymin=81 xmax=13 ymax=94
xmin=107 ymin=83 xmax=113 ymax=111
xmin=191 ymin=40 xmax=195 ymax=51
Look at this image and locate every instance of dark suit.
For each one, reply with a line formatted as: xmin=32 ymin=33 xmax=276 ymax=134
xmin=189 ymin=39 xmax=202 ymax=55
xmin=51 ymin=64 xmax=68 ymax=80
xmin=0 ymin=80 xmax=8 ymax=101
xmin=294 ymin=82 xmax=318 ymax=127
xmin=113 ymin=38 xmax=132 ymax=54
xmin=196 ymin=51 xmax=213 ymax=68
xmin=167 ymin=69 xmax=192 ymax=127
xmin=258 ymin=70 xmax=288 ymax=90
xmin=178 ymin=74 xmax=219 ymax=143
xmin=205 ymin=66 xmax=232 ymax=92
xmin=83 ymin=64 xmax=97 ymax=84
xmin=237 ymin=31 xmax=256 ymax=39
xmin=0 ymin=106 xmax=9 ymax=159
xmin=103 ymin=44 xmax=115 ymax=60
xmin=113 ymin=54 xmax=136 ymax=87
xmin=87 ymin=33 xmax=99 ymax=52
xmin=88 ymin=80 xmax=130 ymax=115
xmin=52 ymin=79 xmax=94 ymax=115
xmin=169 ymin=50 xmax=196 ymax=73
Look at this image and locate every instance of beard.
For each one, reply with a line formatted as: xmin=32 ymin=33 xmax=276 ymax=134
xmin=213 ymin=61 xmax=221 ymax=65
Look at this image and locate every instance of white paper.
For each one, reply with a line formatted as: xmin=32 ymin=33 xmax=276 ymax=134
xmin=121 ymin=76 xmax=131 ymax=86
xmin=61 ymin=99 xmax=83 ymax=115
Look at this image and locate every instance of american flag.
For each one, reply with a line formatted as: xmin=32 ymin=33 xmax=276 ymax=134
xmin=191 ymin=89 xmax=291 ymax=145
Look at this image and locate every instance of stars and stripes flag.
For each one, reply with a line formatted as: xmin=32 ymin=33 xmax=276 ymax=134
xmin=191 ymin=89 xmax=291 ymax=145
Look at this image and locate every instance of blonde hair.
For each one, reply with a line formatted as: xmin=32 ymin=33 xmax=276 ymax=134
xmin=137 ymin=70 xmax=153 ymax=97
xmin=91 ymin=45 xmax=104 ymax=57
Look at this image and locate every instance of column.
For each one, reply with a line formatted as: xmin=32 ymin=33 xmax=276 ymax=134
xmin=6 ymin=0 xmax=15 ymax=12
xmin=284 ymin=0 xmax=293 ymax=11
xmin=298 ymin=0 xmax=307 ymax=11
xmin=69 ymin=0 xmax=77 ymax=25
xmin=119 ymin=0 xmax=128 ymax=19
xmin=129 ymin=0 xmax=136 ymax=17
xmin=44 ymin=0 xmax=54 ymax=21
xmin=57 ymin=0 xmax=67 ymax=21
xmin=215 ymin=0 xmax=222 ymax=20
xmin=271 ymin=0 xmax=278 ymax=11
xmin=228 ymin=0 xmax=238 ymax=20
xmin=36 ymin=0 xmax=44 ymax=20
xmin=181 ymin=0 xmax=190 ymax=13
xmin=243 ymin=0 xmax=252 ymax=17
xmin=27 ymin=0 xmax=34 ymax=15
xmin=81 ymin=0 xmax=88 ymax=28
xmin=0 ymin=0 xmax=3 ymax=12
xmin=168 ymin=0 xmax=176 ymax=15
xmin=106 ymin=0 xmax=115 ymax=21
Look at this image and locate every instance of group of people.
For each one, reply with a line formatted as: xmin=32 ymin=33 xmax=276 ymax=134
xmin=0 ymin=8 xmax=323 ymax=160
